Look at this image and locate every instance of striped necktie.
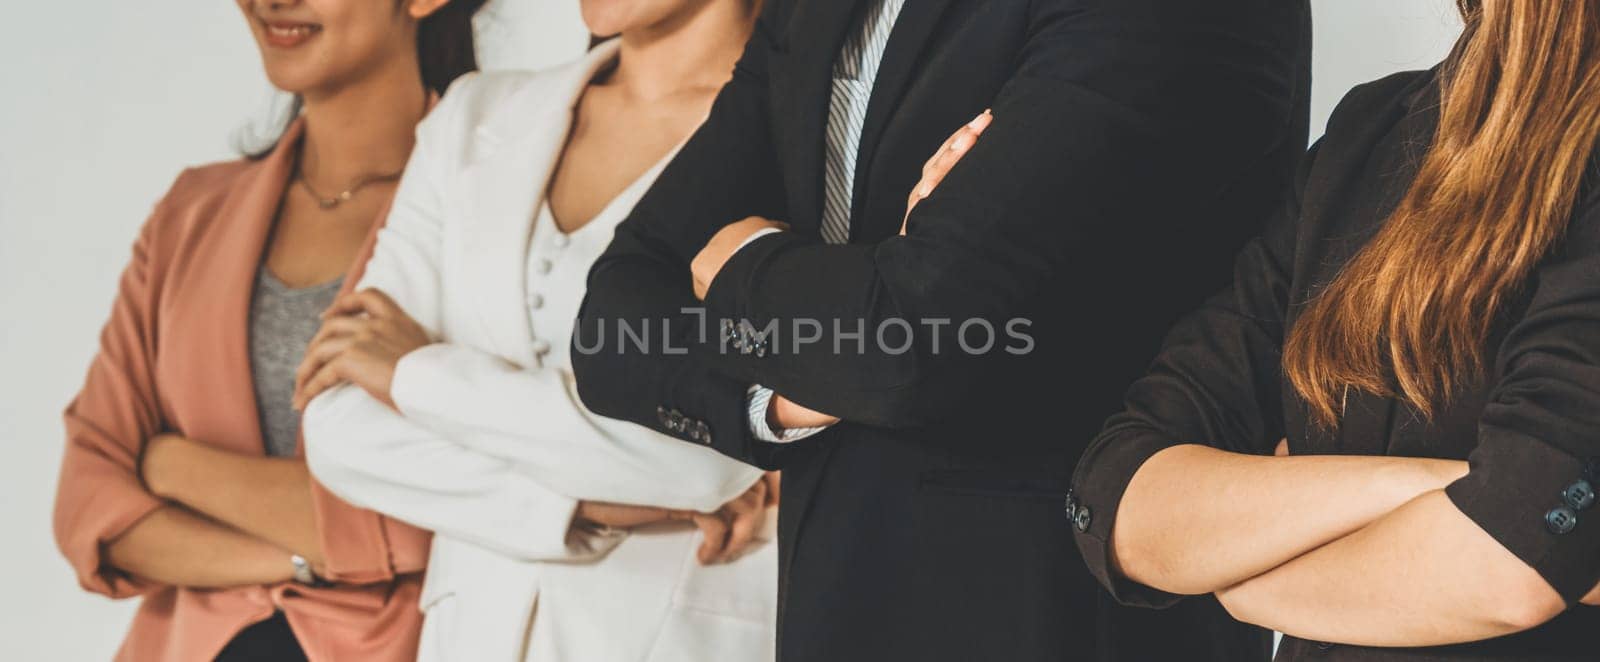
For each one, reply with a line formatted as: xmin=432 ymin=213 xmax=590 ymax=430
xmin=819 ymin=0 xmax=905 ymax=245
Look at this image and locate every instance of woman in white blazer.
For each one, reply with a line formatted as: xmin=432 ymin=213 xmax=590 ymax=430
xmin=291 ymin=2 xmax=776 ymax=661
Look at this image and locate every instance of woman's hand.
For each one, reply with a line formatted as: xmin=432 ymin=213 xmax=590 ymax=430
xmin=574 ymin=501 xmax=685 ymax=530
xmin=902 ymin=110 xmax=992 ymax=233
xmin=292 ymin=288 xmax=431 ymax=410
xmin=575 ymin=475 xmax=774 ymax=565
xmin=762 ymin=471 xmax=781 ymax=508
xmin=692 ymin=476 xmax=771 ymax=565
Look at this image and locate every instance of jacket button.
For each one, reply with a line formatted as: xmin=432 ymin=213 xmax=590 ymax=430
xmin=1546 ymin=506 xmax=1578 ymax=535
xmin=1564 ymin=480 xmax=1595 ymax=511
xmin=1073 ymin=505 xmax=1093 ymax=533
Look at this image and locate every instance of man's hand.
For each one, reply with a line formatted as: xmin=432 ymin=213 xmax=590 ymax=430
xmin=902 ymin=110 xmax=992 ymax=234
xmin=691 ymin=217 xmax=789 ymax=300
xmin=768 ymin=394 xmax=840 ymax=432
xmin=292 ymin=288 xmax=432 ymax=410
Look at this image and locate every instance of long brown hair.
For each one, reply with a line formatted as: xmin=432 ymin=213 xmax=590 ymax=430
xmin=1283 ymin=0 xmax=1600 ymax=427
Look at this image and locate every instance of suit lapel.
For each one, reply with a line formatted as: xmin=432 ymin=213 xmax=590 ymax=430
xmin=850 ymin=0 xmax=956 ymax=241
xmin=770 ymin=0 xmax=865 ymax=237
xmin=188 ymin=120 xmax=304 ymax=455
xmin=455 ymin=43 xmax=620 ymax=365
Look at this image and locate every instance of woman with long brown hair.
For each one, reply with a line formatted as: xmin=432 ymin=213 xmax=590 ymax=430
xmin=918 ymin=0 xmax=1600 ymax=658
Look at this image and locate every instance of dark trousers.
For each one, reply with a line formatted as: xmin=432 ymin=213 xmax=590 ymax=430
xmin=214 ymin=612 xmax=308 ymax=662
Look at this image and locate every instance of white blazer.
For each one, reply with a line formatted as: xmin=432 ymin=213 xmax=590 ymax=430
xmin=303 ymin=42 xmax=776 ymax=662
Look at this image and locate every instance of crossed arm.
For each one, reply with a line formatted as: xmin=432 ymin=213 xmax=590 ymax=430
xmin=1063 ymin=127 xmax=1600 ymax=645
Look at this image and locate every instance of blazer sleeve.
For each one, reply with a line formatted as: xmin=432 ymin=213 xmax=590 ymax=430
xmin=305 ymin=385 xmax=619 ymax=562
xmin=697 ymin=0 xmax=1306 ymax=429
xmin=1067 ymin=141 xmax=1311 ymax=608
xmin=573 ymin=1 xmax=796 ymax=469
xmin=1443 ymin=198 xmax=1600 ymax=604
xmin=305 ymin=195 xmax=432 ymax=583
xmin=52 ymin=191 xmax=174 ymax=599
xmin=303 ymin=79 xmax=619 ymax=562
xmin=389 ymin=344 xmax=763 ymax=512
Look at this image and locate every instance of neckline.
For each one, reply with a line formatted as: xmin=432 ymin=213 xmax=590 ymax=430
xmin=543 ymin=136 xmax=690 ymax=238
xmin=259 ymin=267 xmax=344 ymax=294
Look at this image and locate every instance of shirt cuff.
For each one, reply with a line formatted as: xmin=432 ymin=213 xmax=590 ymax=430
xmin=746 ymin=385 xmax=829 ymax=443
xmin=735 ymin=228 xmax=785 ymax=255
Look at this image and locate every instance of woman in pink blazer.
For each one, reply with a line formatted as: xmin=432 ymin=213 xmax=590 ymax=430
xmin=51 ymin=1 xmax=483 ymax=660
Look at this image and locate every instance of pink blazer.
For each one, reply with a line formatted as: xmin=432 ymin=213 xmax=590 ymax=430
xmin=52 ymin=119 xmax=432 ymax=662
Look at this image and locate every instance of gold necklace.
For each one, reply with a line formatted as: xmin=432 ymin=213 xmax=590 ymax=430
xmin=296 ymin=168 xmax=403 ymax=210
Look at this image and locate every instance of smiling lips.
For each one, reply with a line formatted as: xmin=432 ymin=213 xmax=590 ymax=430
xmin=262 ymin=20 xmax=322 ymax=48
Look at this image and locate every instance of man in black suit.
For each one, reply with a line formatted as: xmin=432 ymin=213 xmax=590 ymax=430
xmin=572 ymin=1 xmax=1310 ymax=660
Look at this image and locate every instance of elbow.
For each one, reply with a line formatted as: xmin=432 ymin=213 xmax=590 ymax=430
xmin=300 ymin=393 xmax=372 ymax=499
xmin=569 ymin=338 xmax=629 ymax=424
xmin=1486 ymin=577 xmax=1566 ymax=633
xmin=1110 ymin=528 xmax=1220 ymax=597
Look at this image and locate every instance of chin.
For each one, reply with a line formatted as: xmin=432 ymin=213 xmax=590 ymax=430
xmin=261 ymin=64 xmax=332 ymax=97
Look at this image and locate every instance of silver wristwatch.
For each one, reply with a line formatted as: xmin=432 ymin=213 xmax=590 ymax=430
xmin=290 ymin=553 xmax=321 ymax=586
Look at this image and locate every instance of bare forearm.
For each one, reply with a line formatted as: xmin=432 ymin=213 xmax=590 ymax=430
xmin=1216 ymin=491 xmax=1566 ymax=647
xmin=145 ymin=438 xmax=325 ymax=566
xmin=1114 ymin=445 xmax=1466 ymax=594
xmin=104 ymin=506 xmax=295 ymax=589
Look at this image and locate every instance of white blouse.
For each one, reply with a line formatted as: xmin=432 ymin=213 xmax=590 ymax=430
xmin=523 ymin=152 xmax=674 ymax=373
xmin=302 ymin=42 xmax=776 ymax=662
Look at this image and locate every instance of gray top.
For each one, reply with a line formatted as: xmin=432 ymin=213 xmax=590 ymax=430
xmin=248 ymin=267 xmax=343 ymax=457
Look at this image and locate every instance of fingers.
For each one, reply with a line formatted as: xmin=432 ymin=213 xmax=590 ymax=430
xmin=322 ymin=288 xmax=403 ymax=320
xmin=714 ymin=480 xmax=768 ymax=564
xmin=293 ymin=360 xmax=346 ymax=411
xmin=692 ymin=511 xmax=731 ymax=564
xmin=917 ymin=110 xmax=991 ymax=196
xmin=763 ymin=471 xmax=782 ymax=508
xmin=904 ymin=110 xmax=993 ymax=231
xmin=294 ymin=331 xmax=357 ymax=398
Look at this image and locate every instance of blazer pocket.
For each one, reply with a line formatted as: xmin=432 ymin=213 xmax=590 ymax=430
xmin=918 ymin=469 xmax=1070 ymax=502
xmin=643 ymin=607 xmax=775 ymax=662
xmin=416 ymin=594 xmax=459 ymax=662
xmin=669 ymin=533 xmax=779 ymax=624
xmin=418 ymin=540 xmax=458 ymax=612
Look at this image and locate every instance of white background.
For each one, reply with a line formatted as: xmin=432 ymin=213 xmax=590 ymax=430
xmin=0 ymin=0 xmax=1459 ymax=657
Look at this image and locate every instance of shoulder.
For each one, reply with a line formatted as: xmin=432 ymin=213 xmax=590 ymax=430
xmin=1325 ymin=68 xmax=1436 ymax=133
xmin=427 ymin=68 xmax=549 ymax=128
xmin=416 ymin=52 xmax=609 ymax=161
xmin=140 ymin=157 xmax=261 ymax=241
xmin=1304 ymin=68 xmax=1437 ymax=174
xmin=426 ymin=48 xmax=611 ymax=134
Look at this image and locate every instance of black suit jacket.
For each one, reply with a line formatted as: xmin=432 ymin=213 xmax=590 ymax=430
xmin=1073 ymin=68 xmax=1600 ymax=662
xmin=573 ymin=1 xmax=1310 ymax=660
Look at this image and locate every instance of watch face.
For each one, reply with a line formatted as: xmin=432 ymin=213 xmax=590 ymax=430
xmin=290 ymin=554 xmax=317 ymax=585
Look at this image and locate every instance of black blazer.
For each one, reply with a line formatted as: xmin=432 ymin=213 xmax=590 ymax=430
xmin=1071 ymin=69 xmax=1600 ymax=660
xmin=573 ymin=0 xmax=1310 ymax=660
